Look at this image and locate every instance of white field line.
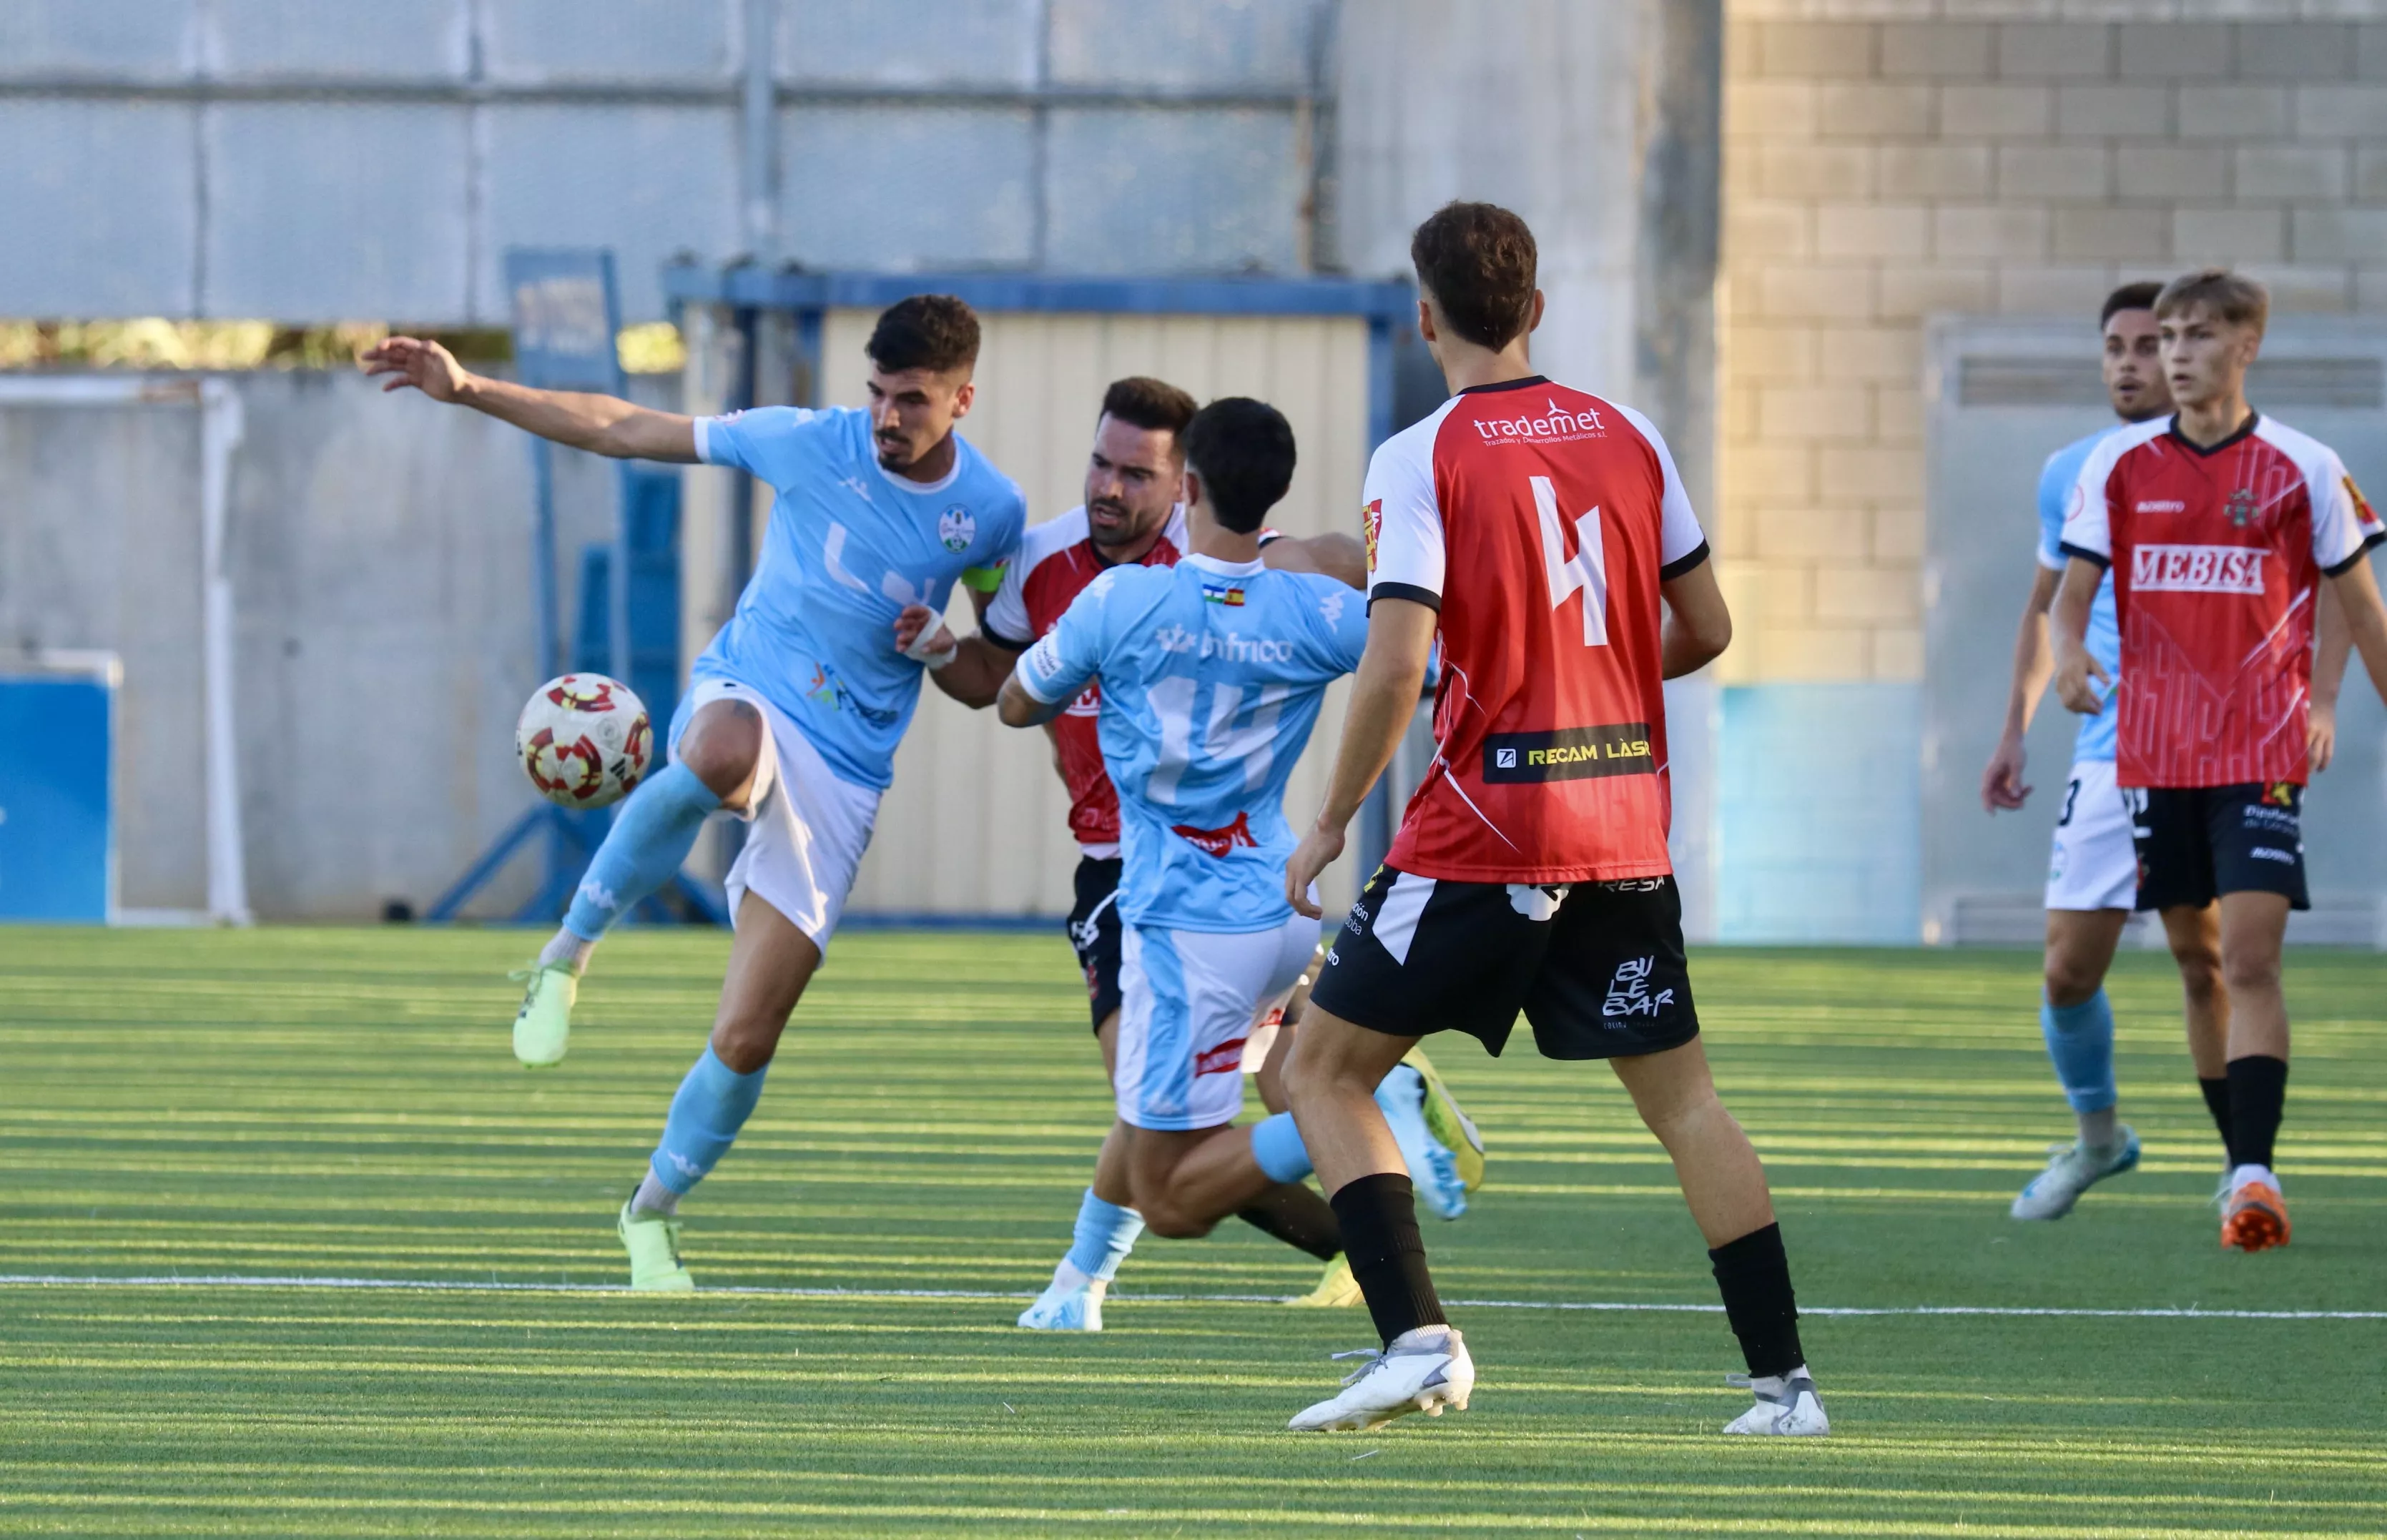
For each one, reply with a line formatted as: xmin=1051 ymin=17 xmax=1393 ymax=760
xmin=0 ymin=1273 xmax=2381 ymax=1321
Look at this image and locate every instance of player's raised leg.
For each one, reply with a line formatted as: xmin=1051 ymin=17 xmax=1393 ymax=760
xmin=512 ymin=699 xmax=761 ymax=1067
xmin=619 ymin=889 xmax=818 ymax=1290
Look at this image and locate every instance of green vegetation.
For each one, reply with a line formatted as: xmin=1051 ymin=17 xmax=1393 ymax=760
xmin=4 ymin=927 xmax=2382 ymax=1536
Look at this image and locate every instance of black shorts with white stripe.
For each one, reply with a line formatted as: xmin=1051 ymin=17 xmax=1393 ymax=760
xmin=1310 ymin=865 xmax=1699 ymax=1060
xmin=1066 ymin=854 xmax=1126 ymax=1032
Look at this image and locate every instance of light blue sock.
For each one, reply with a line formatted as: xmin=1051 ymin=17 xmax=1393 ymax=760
xmin=562 ymin=760 xmax=721 ymax=942
xmin=1061 ymin=1189 xmax=1144 ymax=1282
xmin=2041 ymin=989 xmax=2117 ymax=1114
xmin=649 ymin=1046 xmax=768 ymax=1195
xmin=1250 ymin=1111 xmax=1314 ymax=1183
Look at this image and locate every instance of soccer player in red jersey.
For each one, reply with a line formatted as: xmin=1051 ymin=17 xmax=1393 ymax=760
xmin=2052 ymin=269 xmax=2387 ymax=1254
xmin=1278 ymin=202 xmax=1824 ymax=1436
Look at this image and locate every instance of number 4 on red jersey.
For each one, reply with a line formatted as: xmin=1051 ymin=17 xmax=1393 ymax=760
xmin=1364 ymin=377 xmax=1711 ymax=886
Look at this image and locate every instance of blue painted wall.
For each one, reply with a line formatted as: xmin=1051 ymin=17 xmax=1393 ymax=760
xmin=1717 ymin=682 xmax=1921 ymax=944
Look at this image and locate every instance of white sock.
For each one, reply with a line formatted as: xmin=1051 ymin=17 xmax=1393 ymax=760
xmin=1752 ymin=1363 xmax=1813 ymax=1395
xmin=538 ymin=929 xmax=595 ymax=974
xmin=630 ymin=1170 xmax=679 ymax=1216
xmin=2228 ymin=1163 xmax=2276 ymax=1193
xmin=1047 ymin=1258 xmax=1105 ymax=1298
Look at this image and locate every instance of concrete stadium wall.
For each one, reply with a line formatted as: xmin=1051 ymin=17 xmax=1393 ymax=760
xmin=1713 ymin=0 xmax=2387 ymax=941
xmin=0 ymin=370 xmax=669 ymax=920
xmin=0 ymin=0 xmax=1334 ymax=325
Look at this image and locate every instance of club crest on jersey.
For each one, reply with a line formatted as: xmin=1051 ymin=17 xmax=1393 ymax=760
xmin=938 ymin=505 xmax=976 ymax=553
xmin=1171 ymin=809 xmax=1259 ymax=858
xmin=2347 ymin=475 xmax=2382 ymax=533
xmin=1364 ymin=498 xmax=1383 ymax=572
xmin=1482 ymin=723 xmax=1655 ymax=783
xmin=2225 ymin=488 xmax=2258 ymax=528
xmin=1201 ymin=578 xmax=1246 ymax=606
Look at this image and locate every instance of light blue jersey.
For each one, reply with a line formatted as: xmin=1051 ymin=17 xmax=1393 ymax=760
xmin=1016 ymin=554 xmax=1369 ymax=933
xmin=2037 ymin=428 xmax=2121 ymax=763
xmin=686 ymin=407 xmax=1025 ymax=789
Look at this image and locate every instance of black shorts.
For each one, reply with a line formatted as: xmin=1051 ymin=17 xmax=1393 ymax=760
xmin=1310 ymin=865 xmax=1700 ymax=1060
xmin=2131 ymin=782 xmax=2310 ymax=912
xmin=1067 ymin=856 xmax=1125 ymax=1031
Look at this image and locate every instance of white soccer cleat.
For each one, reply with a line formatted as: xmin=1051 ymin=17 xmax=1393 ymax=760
xmin=1375 ymin=1065 xmax=1470 ymax=1220
xmin=1287 ymin=1326 xmax=1474 ymax=1431
xmin=2009 ymin=1127 xmax=2140 ymax=1220
xmin=1722 ymin=1369 xmax=1829 ymax=1436
xmin=1018 ymin=1273 xmax=1106 ymax=1332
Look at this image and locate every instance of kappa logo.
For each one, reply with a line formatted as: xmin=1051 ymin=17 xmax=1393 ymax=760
xmin=1603 ymin=955 xmax=1675 ymax=1020
xmin=576 ymin=874 xmax=621 ymax=914
xmin=2130 ymin=543 xmax=2264 ymax=595
xmin=1319 ymin=588 xmax=1347 ymax=626
xmin=1171 ymin=809 xmax=1259 ymax=859
xmin=838 ymin=474 xmax=875 ymax=503
xmin=1155 ymin=623 xmax=1199 ymax=655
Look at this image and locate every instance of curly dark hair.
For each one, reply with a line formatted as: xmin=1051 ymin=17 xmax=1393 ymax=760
xmin=1409 ymin=201 xmax=1537 ymax=351
xmin=866 ymin=295 xmax=981 ymax=375
xmin=2101 ymin=281 xmax=2163 ymax=327
xmin=1182 ymin=398 xmax=1296 ymax=535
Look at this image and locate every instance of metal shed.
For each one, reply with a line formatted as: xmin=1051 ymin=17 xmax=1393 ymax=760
xmin=663 ymin=267 xmax=1417 ymax=922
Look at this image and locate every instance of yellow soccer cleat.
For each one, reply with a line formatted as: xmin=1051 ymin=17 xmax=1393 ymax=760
xmin=1289 ymin=1254 xmax=1364 ymax=1308
xmin=508 ymin=962 xmax=577 ymax=1068
xmin=618 ymin=1197 xmax=695 ymax=1292
xmin=1402 ymin=1047 xmax=1485 ymax=1195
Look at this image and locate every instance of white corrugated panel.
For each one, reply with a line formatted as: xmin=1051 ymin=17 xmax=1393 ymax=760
xmin=802 ymin=307 xmax=1372 ymax=919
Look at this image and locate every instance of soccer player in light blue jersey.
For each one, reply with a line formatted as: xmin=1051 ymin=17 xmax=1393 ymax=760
xmin=993 ymin=398 xmax=1449 ymax=1328
xmin=365 ymin=298 xmax=1027 ymax=1286
xmin=1980 ymin=281 xmax=2346 ymax=1220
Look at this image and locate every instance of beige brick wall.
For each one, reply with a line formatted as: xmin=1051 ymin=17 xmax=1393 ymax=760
xmin=1718 ymin=2 xmax=2387 ymax=683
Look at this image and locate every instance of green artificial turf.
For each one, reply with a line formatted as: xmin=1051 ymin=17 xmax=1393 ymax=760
xmin=2 ymin=926 xmax=2383 ymax=1536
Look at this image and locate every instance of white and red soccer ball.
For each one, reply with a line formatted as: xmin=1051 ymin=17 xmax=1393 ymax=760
xmin=516 ymin=673 xmax=651 ymax=809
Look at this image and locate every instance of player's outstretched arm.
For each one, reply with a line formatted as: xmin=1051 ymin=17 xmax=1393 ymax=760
xmin=2322 ymin=554 xmax=2387 ymax=714
xmin=1261 ymin=532 xmax=1367 ymax=590
xmin=892 ymin=599 xmax=1021 ymax=709
xmin=2049 ymin=558 xmax=2110 ymax=715
xmin=1658 ymin=558 xmax=1733 ymax=680
xmin=1984 ymin=565 xmax=2062 ymax=811
xmin=360 ymin=336 xmax=698 ymax=463
xmin=995 ymin=668 xmax=1064 ymax=729
xmin=1286 ymin=598 xmax=1437 ymax=918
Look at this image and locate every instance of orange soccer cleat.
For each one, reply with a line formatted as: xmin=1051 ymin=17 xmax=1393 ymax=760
xmin=2221 ymin=1179 xmax=2291 ymax=1253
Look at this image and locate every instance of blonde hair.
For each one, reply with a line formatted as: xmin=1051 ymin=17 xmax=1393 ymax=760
xmin=2155 ymin=268 xmax=2269 ymax=333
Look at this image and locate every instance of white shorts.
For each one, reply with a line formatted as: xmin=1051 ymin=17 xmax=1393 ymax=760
xmin=677 ymin=678 xmax=880 ymax=948
xmin=1115 ymin=913 xmax=1319 ymax=1132
xmin=2044 ymin=757 xmax=2137 ymax=912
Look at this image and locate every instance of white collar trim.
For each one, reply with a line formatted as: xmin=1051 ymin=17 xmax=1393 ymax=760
xmin=1184 ymin=552 xmax=1265 ymax=577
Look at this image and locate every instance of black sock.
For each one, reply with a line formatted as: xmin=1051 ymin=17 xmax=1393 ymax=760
xmin=2197 ymin=1076 xmax=2235 ymax=1165
xmin=1328 ymin=1173 xmax=1446 ymax=1347
xmin=2226 ymin=1055 xmax=2288 ymax=1171
xmin=1236 ymin=1183 xmax=1342 ymax=1261
xmin=1709 ymin=1222 xmax=1804 ymax=1380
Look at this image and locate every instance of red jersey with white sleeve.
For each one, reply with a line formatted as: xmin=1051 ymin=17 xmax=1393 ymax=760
xmin=2059 ymin=412 xmax=2384 ymax=788
xmin=1366 ymin=377 xmax=1711 ymax=884
xmin=985 ymin=505 xmax=1188 ymax=853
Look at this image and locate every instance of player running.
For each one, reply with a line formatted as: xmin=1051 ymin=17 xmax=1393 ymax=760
xmin=2054 ymin=269 xmax=2387 ymax=1254
xmin=1279 ymin=201 xmax=1825 ymax=1436
xmin=902 ymin=381 xmax=1480 ymax=1327
xmin=363 ymin=298 xmax=1028 ymax=1288
xmin=989 ymin=397 xmax=1457 ymax=1328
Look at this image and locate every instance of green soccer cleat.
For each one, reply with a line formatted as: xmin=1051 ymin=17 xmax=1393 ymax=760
xmin=1403 ymin=1047 xmax=1485 ymax=1195
xmin=508 ymin=963 xmax=577 ymax=1068
xmin=618 ymin=1196 xmax=695 ymax=1292
xmin=1289 ymin=1254 xmax=1364 ymax=1308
